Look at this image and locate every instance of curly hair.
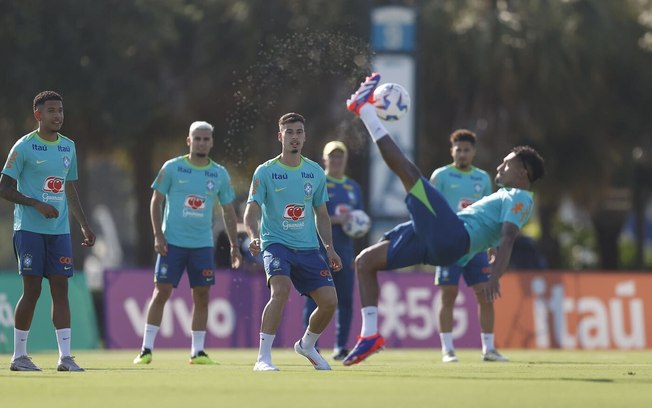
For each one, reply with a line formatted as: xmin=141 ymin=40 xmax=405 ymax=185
xmin=512 ymin=145 xmax=545 ymax=183
xmin=33 ymin=91 xmax=63 ymax=111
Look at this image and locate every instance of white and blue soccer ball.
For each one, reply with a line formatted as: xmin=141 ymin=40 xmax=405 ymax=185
xmin=342 ymin=209 xmax=371 ymax=238
xmin=373 ymin=83 xmax=410 ymax=121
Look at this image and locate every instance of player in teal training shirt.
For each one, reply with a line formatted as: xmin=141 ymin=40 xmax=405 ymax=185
xmin=244 ymin=113 xmax=342 ymax=372
xmin=429 ymin=129 xmax=508 ymax=363
xmin=133 ymin=121 xmax=242 ymax=366
xmin=342 ymin=73 xmax=544 ymax=366
xmin=0 ymin=91 xmax=95 ymax=372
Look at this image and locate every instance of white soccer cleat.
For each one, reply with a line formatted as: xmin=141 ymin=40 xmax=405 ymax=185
xmin=442 ymin=351 xmax=459 ymax=363
xmin=294 ymin=340 xmax=331 ymax=370
xmin=253 ymin=361 xmax=280 ymax=371
xmin=483 ymin=350 xmax=509 ymax=362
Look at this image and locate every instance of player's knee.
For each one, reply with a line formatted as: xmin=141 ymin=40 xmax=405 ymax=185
xmin=318 ymin=295 xmax=337 ymax=314
xmin=192 ymin=287 xmax=210 ymax=306
xmin=440 ymin=287 xmax=459 ymax=306
xmin=152 ymin=286 xmax=173 ymax=303
xmin=22 ymin=285 xmax=42 ymax=301
xmin=270 ymin=285 xmax=290 ymax=303
xmin=355 ymin=250 xmax=374 ymax=273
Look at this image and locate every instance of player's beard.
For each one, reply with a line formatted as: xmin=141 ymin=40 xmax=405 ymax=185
xmin=195 ymin=152 xmax=207 ymax=158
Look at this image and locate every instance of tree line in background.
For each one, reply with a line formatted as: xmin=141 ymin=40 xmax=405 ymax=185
xmin=1 ymin=0 xmax=651 ymax=270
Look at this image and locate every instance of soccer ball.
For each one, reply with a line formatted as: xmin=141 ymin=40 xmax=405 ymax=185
xmin=373 ymin=83 xmax=410 ymax=121
xmin=342 ymin=209 xmax=371 ymax=238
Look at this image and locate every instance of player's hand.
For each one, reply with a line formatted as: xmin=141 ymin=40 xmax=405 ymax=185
xmin=35 ymin=202 xmax=59 ymax=219
xmin=249 ymin=238 xmax=261 ymax=257
xmin=484 ymin=274 xmax=501 ymax=303
xmin=230 ymin=245 xmax=242 ymax=269
xmin=81 ymin=225 xmax=96 ymax=247
xmin=326 ymin=247 xmax=343 ymax=272
xmin=154 ymin=234 xmax=168 ymax=256
xmin=487 ymin=248 xmax=497 ymax=264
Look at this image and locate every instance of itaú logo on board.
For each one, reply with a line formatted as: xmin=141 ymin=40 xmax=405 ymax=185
xmin=531 ymin=278 xmax=646 ymax=349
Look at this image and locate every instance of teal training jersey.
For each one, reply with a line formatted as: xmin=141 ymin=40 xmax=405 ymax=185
xmin=429 ymin=164 xmax=492 ymax=212
xmin=152 ymin=155 xmax=235 ymax=248
xmin=456 ymin=187 xmax=534 ymax=265
xmin=1 ymin=131 xmax=78 ymax=234
xmin=248 ymin=156 xmax=328 ymax=251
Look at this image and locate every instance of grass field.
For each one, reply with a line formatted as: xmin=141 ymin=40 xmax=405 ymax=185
xmin=1 ymin=349 xmax=651 ymax=408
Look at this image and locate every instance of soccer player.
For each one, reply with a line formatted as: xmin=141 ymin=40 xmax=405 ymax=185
xmin=302 ymin=141 xmax=364 ymax=360
xmin=430 ymin=129 xmax=508 ymax=363
xmin=343 ymin=73 xmax=544 ymax=366
xmin=244 ymin=113 xmax=343 ymax=371
xmin=133 ymin=121 xmax=242 ymax=365
xmin=0 ymin=91 xmax=96 ymax=372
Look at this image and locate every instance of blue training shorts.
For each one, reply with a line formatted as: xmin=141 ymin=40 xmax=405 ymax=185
xmin=155 ymin=244 xmax=215 ymax=288
xmin=263 ymin=243 xmax=335 ymax=296
xmin=435 ymin=251 xmax=491 ymax=287
xmin=13 ymin=230 xmax=74 ymax=278
xmin=384 ymin=177 xmax=470 ymax=270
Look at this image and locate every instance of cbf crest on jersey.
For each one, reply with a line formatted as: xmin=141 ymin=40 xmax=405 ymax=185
xmin=206 ymin=180 xmax=215 ymax=191
xmin=304 ymin=181 xmax=313 ymax=198
xmin=62 ymin=156 xmax=71 ymax=170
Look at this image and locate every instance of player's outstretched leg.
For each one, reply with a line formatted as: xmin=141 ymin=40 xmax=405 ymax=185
xmin=347 ymin=73 xmax=422 ymax=192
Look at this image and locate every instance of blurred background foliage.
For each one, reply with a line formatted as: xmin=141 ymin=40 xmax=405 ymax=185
xmin=1 ymin=0 xmax=652 ymax=271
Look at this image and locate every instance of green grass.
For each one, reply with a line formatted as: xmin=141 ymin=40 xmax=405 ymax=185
xmin=1 ymin=349 xmax=651 ymax=408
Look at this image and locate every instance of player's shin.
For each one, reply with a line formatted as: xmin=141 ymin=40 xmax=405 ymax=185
xmin=359 ymin=104 xmax=389 ymax=142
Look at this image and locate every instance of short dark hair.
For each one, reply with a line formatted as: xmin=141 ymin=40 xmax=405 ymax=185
xmin=449 ymin=129 xmax=477 ymax=145
xmin=33 ymin=91 xmax=63 ymax=111
xmin=278 ymin=112 xmax=305 ymax=128
xmin=513 ymin=145 xmax=545 ymax=183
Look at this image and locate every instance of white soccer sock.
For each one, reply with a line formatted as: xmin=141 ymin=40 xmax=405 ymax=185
xmin=56 ymin=328 xmax=72 ymax=358
xmin=191 ymin=330 xmax=206 ymax=357
xmin=359 ymin=104 xmax=389 ymax=142
xmin=142 ymin=324 xmax=160 ymax=350
xmin=299 ymin=329 xmax=320 ymax=350
xmin=360 ymin=306 xmax=378 ymax=337
xmin=440 ymin=332 xmax=454 ymax=353
xmin=481 ymin=332 xmax=495 ymax=354
xmin=13 ymin=328 xmax=29 ymax=359
xmin=257 ymin=332 xmax=275 ymax=363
